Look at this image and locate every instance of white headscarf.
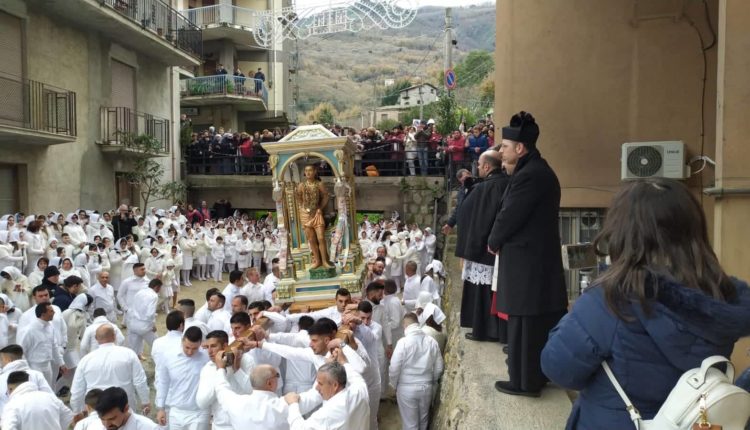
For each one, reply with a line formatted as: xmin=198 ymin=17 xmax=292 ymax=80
xmin=1 ymin=266 xmax=23 ymax=281
xmin=418 ymin=302 xmax=446 ymax=326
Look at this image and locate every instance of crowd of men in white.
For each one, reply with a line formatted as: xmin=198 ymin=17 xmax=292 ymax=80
xmin=0 ymin=208 xmax=446 ymax=430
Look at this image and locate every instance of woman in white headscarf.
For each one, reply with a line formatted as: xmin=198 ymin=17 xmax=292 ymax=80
xmin=109 ymin=238 xmax=134 ymax=291
xmin=264 ymin=231 xmax=281 ymax=269
xmin=27 ymin=257 xmax=49 ymax=288
xmin=46 ymin=237 xmax=60 ymax=261
xmin=74 ymin=252 xmax=92 ymax=289
xmin=0 ymin=241 xmax=24 ymax=270
xmin=6 ymin=230 xmax=26 ymax=272
xmin=169 ymin=245 xmax=183 ymax=296
xmin=63 ymin=213 xmax=87 ymax=252
xmin=179 ymin=228 xmax=197 ymax=286
xmin=0 ymin=266 xmax=31 ymax=311
xmin=236 ymin=230 xmax=252 ymax=272
xmin=24 ymin=220 xmax=46 ymax=276
xmin=60 ymin=293 xmax=92 ymax=389
xmin=145 ymin=247 xmax=164 ymax=280
xmin=59 ymin=257 xmax=82 ymax=286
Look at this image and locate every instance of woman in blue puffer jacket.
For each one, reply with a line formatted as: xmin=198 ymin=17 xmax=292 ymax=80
xmin=541 ymin=178 xmax=750 ymax=430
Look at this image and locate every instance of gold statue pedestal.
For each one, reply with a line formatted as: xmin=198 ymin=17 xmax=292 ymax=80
xmin=261 ymin=125 xmax=365 ymax=308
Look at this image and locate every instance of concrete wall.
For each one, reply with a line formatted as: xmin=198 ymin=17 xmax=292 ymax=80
xmin=0 ymin=1 xmax=179 ymax=213
xmin=495 ymin=0 xmax=718 ymax=210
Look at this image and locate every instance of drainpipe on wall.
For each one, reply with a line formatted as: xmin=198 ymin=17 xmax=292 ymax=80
xmin=703 ymin=187 xmax=750 ymax=197
xmin=171 ymin=67 xmax=176 ymax=182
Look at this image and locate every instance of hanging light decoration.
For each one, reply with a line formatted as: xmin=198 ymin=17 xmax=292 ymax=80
xmin=253 ymin=0 xmax=418 ymax=48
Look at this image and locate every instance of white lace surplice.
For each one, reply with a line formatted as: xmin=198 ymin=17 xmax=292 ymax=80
xmin=461 ymin=260 xmax=494 ymax=286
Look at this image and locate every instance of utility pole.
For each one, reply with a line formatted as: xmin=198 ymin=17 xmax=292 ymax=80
xmin=444 ymin=7 xmax=453 ymax=94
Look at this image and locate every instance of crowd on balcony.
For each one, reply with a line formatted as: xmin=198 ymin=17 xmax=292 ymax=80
xmin=184 ymin=115 xmax=497 ymax=178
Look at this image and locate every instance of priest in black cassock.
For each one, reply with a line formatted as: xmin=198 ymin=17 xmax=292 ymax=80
xmin=488 ymin=111 xmax=568 ymax=397
xmin=455 ymin=150 xmax=510 ymax=343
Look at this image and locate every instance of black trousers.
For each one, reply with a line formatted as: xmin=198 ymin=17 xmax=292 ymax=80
xmin=506 ymin=311 xmax=566 ymax=392
xmin=461 ymin=280 xmax=507 ymax=342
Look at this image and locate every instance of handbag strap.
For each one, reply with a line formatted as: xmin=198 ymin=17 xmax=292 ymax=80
xmin=602 ymin=361 xmax=643 ymax=428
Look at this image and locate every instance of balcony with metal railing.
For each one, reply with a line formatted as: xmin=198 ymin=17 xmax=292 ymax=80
xmin=0 ymin=72 xmax=77 ymax=145
xmin=180 ymin=75 xmax=268 ymax=111
xmin=97 ymin=107 xmax=170 ymax=156
xmin=26 ymin=0 xmax=202 ymax=66
xmin=184 ymin=4 xmax=263 ymax=48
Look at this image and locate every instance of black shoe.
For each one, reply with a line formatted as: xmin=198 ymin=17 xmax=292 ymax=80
xmin=494 ymin=381 xmax=541 ymax=398
xmin=464 ymin=333 xmax=486 ymax=341
xmin=502 ymin=345 xmax=509 ymax=354
xmin=57 ymin=386 xmax=70 ymax=397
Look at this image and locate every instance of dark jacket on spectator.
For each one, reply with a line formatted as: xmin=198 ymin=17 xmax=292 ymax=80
xmin=52 ymin=285 xmax=75 ymax=311
xmin=542 ymin=279 xmax=750 ymax=430
xmin=112 ymin=216 xmax=137 ymax=241
xmin=467 ymin=134 xmax=488 ymax=160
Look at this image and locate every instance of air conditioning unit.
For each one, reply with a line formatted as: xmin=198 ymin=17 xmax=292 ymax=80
xmin=621 ymin=141 xmax=688 ymax=180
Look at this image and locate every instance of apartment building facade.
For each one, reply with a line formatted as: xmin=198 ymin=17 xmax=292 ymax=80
xmin=177 ymin=0 xmax=292 ymax=132
xmin=0 ymin=0 xmax=202 ymax=213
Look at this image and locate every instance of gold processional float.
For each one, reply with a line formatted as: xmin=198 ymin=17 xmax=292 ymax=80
xmin=260 ymin=125 xmax=366 ymax=310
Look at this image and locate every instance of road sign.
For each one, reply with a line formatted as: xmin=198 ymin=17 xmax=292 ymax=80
xmin=445 ymin=69 xmax=457 ymax=90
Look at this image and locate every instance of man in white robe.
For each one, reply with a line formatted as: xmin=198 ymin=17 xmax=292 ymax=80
xmin=0 ymin=344 xmax=54 ymax=417
xmin=87 ymin=271 xmax=117 ymax=323
xmin=126 ymin=279 xmax=161 ymax=355
xmin=19 ymin=303 xmax=65 ymax=387
xmin=70 ymin=325 xmax=151 ymax=416
xmin=1 ymin=371 xmax=73 ymax=430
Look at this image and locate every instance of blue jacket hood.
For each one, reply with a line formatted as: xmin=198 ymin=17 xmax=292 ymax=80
xmin=632 ymin=277 xmax=750 ymax=369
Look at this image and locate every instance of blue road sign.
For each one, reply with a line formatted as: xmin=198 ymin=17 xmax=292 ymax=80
xmin=445 ymin=69 xmax=457 ymax=90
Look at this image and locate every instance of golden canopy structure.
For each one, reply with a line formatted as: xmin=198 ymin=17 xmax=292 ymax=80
xmin=261 ymin=125 xmax=365 ymax=303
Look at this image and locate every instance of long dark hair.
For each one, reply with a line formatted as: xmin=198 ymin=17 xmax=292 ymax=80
xmin=593 ymin=178 xmax=736 ymax=319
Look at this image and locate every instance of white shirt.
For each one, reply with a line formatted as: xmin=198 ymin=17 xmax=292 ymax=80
xmin=389 ymin=324 xmax=444 ymax=388
xmin=0 ymin=359 xmax=54 ymax=417
xmin=155 ymin=348 xmax=209 ymax=410
xmin=73 ymin=411 xmax=99 ymax=430
xmin=214 ymin=369 xmax=290 ymax=430
xmin=20 ymin=318 xmax=64 ymax=367
xmin=382 ymin=294 xmax=406 ymax=340
xmin=17 ymin=305 xmax=67 ymax=352
xmin=222 ymin=283 xmax=243 ymax=312
xmin=128 ymin=288 xmax=158 ymax=332
xmin=116 ymin=275 xmax=150 ymax=313
xmin=195 ymin=362 xmax=253 ymax=430
xmin=1 ymin=381 xmax=73 ymax=430
xmin=286 ymin=363 xmax=370 ymax=430
xmin=81 ymin=412 xmax=158 ymax=430
xmin=286 ymin=305 xmax=343 ymax=326
xmin=184 ymin=317 xmax=209 ymax=339
xmin=87 ymin=282 xmax=117 ymax=322
xmin=194 ymin=303 xmax=211 ymax=324
xmin=403 ymin=274 xmax=422 ymax=311
xmin=70 ymin=343 xmax=149 ymax=413
xmin=240 ymin=282 xmax=265 ymax=304
xmin=150 ymin=330 xmax=183 ymax=366
xmin=80 ymin=317 xmax=125 ymax=356
xmin=206 ymin=308 xmax=232 ymax=334
xmin=266 ymin=331 xmax=317 ymax=389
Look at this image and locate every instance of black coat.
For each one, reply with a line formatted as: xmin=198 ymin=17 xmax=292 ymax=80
xmin=487 ymin=149 xmax=567 ymax=316
xmin=455 ymin=170 xmax=510 ymax=266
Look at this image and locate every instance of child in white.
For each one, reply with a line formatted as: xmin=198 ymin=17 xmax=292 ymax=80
xmin=210 ymin=236 xmax=226 ymax=282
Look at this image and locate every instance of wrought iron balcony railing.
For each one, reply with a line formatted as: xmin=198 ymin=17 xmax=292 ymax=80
xmin=101 ymin=0 xmax=202 ymax=59
xmin=0 ymin=71 xmax=77 ymax=138
xmin=181 ymin=74 xmax=268 ymax=106
xmin=100 ymin=107 xmax=170 ymax=154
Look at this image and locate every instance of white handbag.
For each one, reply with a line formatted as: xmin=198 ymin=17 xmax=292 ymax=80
xmin=603 ymin=355 xmax=750 ymax=430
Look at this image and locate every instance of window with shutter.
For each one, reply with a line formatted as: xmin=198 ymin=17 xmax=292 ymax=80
xmin=0 ymin=11 xmax=23 ymax=127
